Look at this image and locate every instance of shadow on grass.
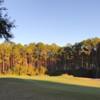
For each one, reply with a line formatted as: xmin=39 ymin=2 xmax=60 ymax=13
xmin=0 ymin=77 xmax=100 ymax=93
xmin=0 ymin=78 xmax=100 ymax=100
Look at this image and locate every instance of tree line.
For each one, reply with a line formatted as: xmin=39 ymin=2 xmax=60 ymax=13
xmin=0 ymin=38 xmax=100 ymax=78
xmin=0 ymin=1 xmax=100 ymax=78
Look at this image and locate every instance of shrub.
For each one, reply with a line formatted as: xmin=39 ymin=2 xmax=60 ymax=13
xmin=27 ymin=66 xmax=36 ymax=76
xmin=38 ymin=66 xmax=47 ymax=75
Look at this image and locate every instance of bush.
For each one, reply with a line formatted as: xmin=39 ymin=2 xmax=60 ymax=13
xmin=11 ymin=65 xmax=36 ymax=76
xmin=27 ymin=66 xmax=36 ymax=76
xmin=38 ymin=66 xmax=47 ymax=75
xmin=6 ymin=65 xmax=47 ymax=76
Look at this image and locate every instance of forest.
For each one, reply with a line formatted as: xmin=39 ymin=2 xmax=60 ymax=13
xmin=0 ymin=0 xmax=100 ymax=78
xmin=0 ymin=37 xmax=100 ymax=78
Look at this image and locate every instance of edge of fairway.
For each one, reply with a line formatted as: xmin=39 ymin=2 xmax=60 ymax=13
xmin=0 ymin=74 xmax=100 ymax=88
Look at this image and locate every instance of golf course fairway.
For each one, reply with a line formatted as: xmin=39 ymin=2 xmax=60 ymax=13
xmin=0 ymin=76 xmax=100 ymax=100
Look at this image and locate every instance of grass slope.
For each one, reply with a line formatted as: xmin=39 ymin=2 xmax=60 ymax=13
xmin=0 ymin=75 xmax=100 ymax=88
xmin=0 ymin=78 xmax=100 ymax=100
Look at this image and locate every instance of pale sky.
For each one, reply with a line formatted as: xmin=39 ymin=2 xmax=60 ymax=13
xmin=2 ymin=0 xmax=100 ymax=46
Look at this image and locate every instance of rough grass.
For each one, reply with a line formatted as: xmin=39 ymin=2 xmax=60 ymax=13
xmin=0 ymin=78 xmax=100 ymax=100
xmin=0 ymin=74 xmax=100 ymax=88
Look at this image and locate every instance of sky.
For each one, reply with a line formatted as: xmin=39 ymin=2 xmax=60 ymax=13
xmin=2 ymin=0 xmax=100 ymax=46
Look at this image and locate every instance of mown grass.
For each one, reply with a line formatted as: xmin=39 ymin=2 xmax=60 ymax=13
xmin=0 ymin=74 xmax=100 ymax=88
xmin=0 ymin=77 xmax=100 ymax=100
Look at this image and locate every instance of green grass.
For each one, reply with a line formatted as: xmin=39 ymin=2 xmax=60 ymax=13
xmin=0 ymin=78 xmax=100 ymax=100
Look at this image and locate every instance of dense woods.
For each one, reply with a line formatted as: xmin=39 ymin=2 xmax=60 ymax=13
xmin=0 ymin=38 xmax=100 ymax=78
